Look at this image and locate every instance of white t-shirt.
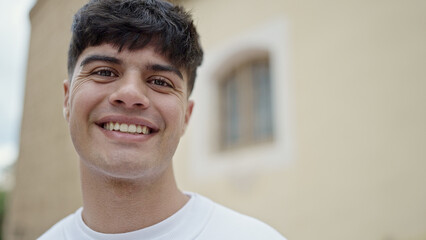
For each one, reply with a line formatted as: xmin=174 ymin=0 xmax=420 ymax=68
xmin=38 ymin=193 xmax=286 ymax=240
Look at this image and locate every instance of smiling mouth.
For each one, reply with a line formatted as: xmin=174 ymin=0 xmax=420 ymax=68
xmin=102 ymin=122 xmax=152 ymax=135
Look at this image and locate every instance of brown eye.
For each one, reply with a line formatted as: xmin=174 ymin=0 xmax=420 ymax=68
xmin=151 ymin=78 xmax=173 ymax=88
xmin=95 ymin=69 xmax=117 ymax=77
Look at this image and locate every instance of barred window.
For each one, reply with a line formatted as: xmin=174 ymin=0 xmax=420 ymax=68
xmin=219 ymin=55 xmax=274 ymax=150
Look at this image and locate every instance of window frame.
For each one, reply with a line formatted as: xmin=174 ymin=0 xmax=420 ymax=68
xmin=186 ymin=19 xmax=294 ymax=180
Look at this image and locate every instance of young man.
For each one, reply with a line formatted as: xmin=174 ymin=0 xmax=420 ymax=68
xmin=39 ymin=0 xmax=286 ymax=239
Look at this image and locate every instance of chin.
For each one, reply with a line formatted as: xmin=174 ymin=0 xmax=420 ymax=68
xmin=104 ymin=166 xmax=167 ymax=181
xmin=84 ymin=153 xmax=170 ymax=182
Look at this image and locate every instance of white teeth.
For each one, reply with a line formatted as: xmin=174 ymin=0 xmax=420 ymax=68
xmin=141 ymin=126 xmax=150 ymax=135
xmin=128 ymin=124 xmax=136 ymax=133
xmin=119 ymin=123 xmax=128 ymax=132
xmin=103 ymin=122 xmax=151 ymax=135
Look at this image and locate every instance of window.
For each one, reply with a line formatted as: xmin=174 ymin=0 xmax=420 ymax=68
xmin=219 ymin=55 xmax=274 ymax=150
xmin=187 ymin=19 xmax=292 ymax=179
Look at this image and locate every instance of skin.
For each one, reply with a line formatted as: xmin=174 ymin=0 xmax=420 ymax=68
xmin=63 ymin=43 xmax=194 ymax=233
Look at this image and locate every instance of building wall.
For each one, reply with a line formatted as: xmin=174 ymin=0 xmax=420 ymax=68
xmin=3 ymin=0 xmax=86 ymax=239
xmin=178 ymin=0 xmax=426 ymax=239
xmin=4 ymin=0 xmax=426 ymax=240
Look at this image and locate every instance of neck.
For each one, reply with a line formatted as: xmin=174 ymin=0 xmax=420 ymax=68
xmin=79 ymin=162 xmax=189 ymax=234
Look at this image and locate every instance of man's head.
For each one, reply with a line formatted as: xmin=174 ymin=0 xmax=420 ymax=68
xmin=63 ymin=0 xmax=203 ymax=180
xmin=68 ymin=0 xmax=203 ymax=95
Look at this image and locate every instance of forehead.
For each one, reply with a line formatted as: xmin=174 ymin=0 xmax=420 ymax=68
xmin=76 ymin=44 xmax=168 ymax=66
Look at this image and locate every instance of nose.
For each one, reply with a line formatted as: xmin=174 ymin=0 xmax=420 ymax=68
xmin=109 ymin=72 xmax=150 ymax=109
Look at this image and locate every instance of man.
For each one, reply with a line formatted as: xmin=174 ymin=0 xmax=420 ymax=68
xmin=39 ymin=0 xmax=286 ymax=239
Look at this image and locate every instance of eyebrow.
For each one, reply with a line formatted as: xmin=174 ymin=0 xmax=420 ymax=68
xmin=148 ymin=63 xmax=183 ymax=80
xmin=80 ymin=55 xmax=122 ymax=67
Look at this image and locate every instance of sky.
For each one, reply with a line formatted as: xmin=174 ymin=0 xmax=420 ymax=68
xmin=0 ymin=0 xmax=36 ymax=174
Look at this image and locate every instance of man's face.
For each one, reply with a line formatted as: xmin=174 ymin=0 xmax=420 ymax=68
xmin=63 ymin=43 xmax=193 ymax=180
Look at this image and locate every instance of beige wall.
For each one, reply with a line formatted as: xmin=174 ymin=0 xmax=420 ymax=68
xmin=178 ymin=0 xmax=426 ymax=239
xmin=3 ymin=0 xmax=86 ymax=239
xmin=4 ymin=0 xmax=426 ymax=240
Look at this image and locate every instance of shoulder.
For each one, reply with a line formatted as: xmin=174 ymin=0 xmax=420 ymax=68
xmin=37 ymin=210 xmax=79 ymax=240
xmin=193 ymin=194 xmax=287 ymax=240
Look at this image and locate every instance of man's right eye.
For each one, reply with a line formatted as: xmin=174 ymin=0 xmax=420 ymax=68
xmin=94 ymin=69 xmax=117 ymax=77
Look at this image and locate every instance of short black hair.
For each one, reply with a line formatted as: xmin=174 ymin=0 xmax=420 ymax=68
xmin=68 ymin=0 xmax=203 ymax=95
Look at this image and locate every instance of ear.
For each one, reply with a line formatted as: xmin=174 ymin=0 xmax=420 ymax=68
xmin=181 ymin=100 xmax=194 ymax=136
xmin=63 ymin=80 xmax=70 ymax=122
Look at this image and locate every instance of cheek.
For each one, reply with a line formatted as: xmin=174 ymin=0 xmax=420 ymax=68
xmin=157 ymin=96 xmax=187 ymax=129
xmin=69 ymin=82 xmax=106 ymax=122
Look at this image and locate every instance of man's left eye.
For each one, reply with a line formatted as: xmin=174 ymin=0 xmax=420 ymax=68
xmin=151 ymin=78 xmax=173 ymax=88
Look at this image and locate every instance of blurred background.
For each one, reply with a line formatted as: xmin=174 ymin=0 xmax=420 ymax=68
xmin=1 ymin=0 xmax=425 ymax=239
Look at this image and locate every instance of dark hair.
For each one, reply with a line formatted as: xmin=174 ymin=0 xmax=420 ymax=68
xmin=68 ymin=0 xmax=203 ymax=94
